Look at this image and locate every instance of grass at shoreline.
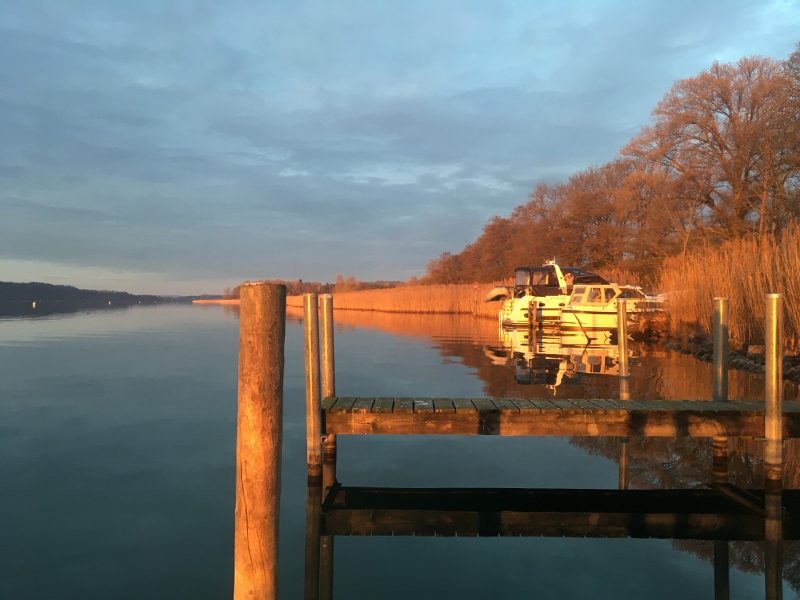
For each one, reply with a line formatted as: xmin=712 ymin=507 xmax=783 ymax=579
xmin=659 ymin=224 xmax=800 ymax=351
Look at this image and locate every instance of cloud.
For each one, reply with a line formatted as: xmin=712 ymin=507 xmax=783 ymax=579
xmin=0 ymin=0 xmax=798 ymax=292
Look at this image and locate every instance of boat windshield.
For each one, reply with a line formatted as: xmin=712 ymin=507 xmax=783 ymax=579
xmin=618 ymin=288 xmax=646 ymax=299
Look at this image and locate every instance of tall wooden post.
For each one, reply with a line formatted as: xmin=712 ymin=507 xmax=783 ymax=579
xmin=320 ymin=294 xmax=337 ymax=491
xmin=764 ymin=293 xmax=783 ymax=489
xmin=712 ymin=298 xmax=729 ymax=403
xmin=234 ymin=283 xmax=286 ymax=600
xmin=617 ymin=299 xmax=629 ymax=378
xmin=305 ymin=293 xmax=322 ymax=480
xmin=318 ymin=294 xmax=336 ymax=600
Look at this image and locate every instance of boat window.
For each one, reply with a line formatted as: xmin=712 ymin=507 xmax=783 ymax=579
xmin=572 ymin=286 xmax=586 ymax=304
xmin=587 ymin=288 xmax=602 ymax=303
xmin=603 ymin=288 xmax=616 ymax=303
xmin=515 ymin=269 xmax=531 ymax=287
xmin=618 ymin=288 xmax=645 ymax=299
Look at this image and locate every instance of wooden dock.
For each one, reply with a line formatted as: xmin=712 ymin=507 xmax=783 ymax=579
xmin=323 ymin=397 xmax=800 ymax=438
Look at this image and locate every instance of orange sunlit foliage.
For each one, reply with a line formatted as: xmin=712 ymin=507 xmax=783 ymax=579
xmin=424 ymin=47 xmax=800 ymax=288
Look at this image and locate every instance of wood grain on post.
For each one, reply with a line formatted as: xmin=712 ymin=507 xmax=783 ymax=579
xmin=712 ymin=297 xmax=729 ymax=403
xmin=320 ymin=294 xmax=337 ymax=488
xmin=617 ymin=299 xmax=629 ymax=378
xmin=305 ymin=293 xmax=322 ymax=479
xmin=318 ymin=294 xmax=337 ymax=599
xmin=234 ymin=282 xmax=286 ymax=600
xmin=764 ymin=294 xmax=783 ymax=488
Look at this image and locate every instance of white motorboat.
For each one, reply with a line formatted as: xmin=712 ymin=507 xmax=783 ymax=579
xmin=486 ymin=260 xmax=609 ymax=328
xmin=485 ymin=260 xmax=664 ymax=334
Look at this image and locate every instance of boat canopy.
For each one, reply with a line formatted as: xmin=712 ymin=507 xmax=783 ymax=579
xmin=514 ymin=265 xmax=608 ymax=297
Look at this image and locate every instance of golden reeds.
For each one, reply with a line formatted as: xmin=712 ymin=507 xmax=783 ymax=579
xmin=659 ymin=224 xmax=800 ymax=350
xmin=287 ymin=283 xmax=510 ymax=319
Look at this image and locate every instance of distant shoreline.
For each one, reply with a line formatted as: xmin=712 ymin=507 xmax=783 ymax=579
xmin=192 ymin=299 xmax=240 ymax=305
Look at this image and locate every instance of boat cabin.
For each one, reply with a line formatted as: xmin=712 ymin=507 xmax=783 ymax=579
xmin=569 ymin=284 xmax=647 ymax=308
xmin=513 ymin=265 xmax=607 ymax=298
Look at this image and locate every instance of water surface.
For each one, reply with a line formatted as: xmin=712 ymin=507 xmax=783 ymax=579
xmin=1 ymin=305 xmax=796 ymax=598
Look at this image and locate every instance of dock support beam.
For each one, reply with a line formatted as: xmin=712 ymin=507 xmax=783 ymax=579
xmin=234 ymin=283 xmax=286 ymax=600
xmin=764 ymin=293 xmax=784 ymax=599
xmin=616 ymin=299 xmax=629 ymax=378
xmin=764 ymin=293 xmax=783 ymax=489
xmin=319 ymin=294 xmax=336 ymax=600
xmin=712 ymin=298 xmax=729 ymax=404
xmin=305 ymin=293 xmax=322 ymax=480
xmin=320 ymin=294 xmax=337 ymax=492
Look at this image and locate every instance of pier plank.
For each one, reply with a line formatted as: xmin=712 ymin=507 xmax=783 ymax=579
xmin=472 ymin=398 xmax=499 ymax=413
xmin=330 ymin=397 xmax=357 ymax=413
xmin=352 ymin=397 xmax=375 ymax=414
xmin=433 ymin=398 xmax=456 ymax=414
xmin=372 ymin=397 xmax=395 ymax=414
xmin=528 ymin=399 xmax=562 ymax=412
xmin=492 ymin=398 xmax=520 ymax=413
xmin=321 ymin=396 xmax=337 ymax=410
xmin=394 ymin=398 xmax=414 ymax=414
xmin=414 ymin=398 xmax=435 ymax=413
xmin=511 ymin=399 xmax=542 ymax=413
xmin=452 ymin=398 xmax=478 ymax=414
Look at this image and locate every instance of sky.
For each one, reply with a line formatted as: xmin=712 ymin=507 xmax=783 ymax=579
xmin=1 ymin=0 xmax=799 ymax=295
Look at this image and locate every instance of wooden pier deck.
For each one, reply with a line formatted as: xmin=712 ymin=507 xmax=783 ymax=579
xmin=323 ymin=397 xmax=800 ymax=438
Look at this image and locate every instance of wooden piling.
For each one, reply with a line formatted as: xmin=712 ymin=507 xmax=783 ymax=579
xmin=320 ymin=294 xmax=337 ymax=491
xmin=318 ymin=293 xmax=336 ymax=600
xmin=764 ymin=294 xmax=783 ymax=489
xmin=234 ymin=282 xmax=286 ymax=600
xmin=712 ymin=298 xmax=729 ymax=403
xmin=712 ymin=297 xmax=729 ymax=503
xmin=305 ymin=293 xmax=322 ymax=479
xmin=616 ymin=299 xmax=629 ymax=378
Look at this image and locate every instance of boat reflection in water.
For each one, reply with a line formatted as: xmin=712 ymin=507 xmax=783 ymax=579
xmin=485 ymin=327 xmax=629 ymax=392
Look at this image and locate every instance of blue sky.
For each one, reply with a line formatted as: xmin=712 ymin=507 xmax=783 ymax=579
xmin=1 ymin=0 xmax=799 ymax=294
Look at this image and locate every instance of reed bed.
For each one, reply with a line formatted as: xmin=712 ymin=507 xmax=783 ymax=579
xmin=288 ymin=282 xmax=510 ymax=319
xmin=659 ymin=224 xmax=800 ymax=350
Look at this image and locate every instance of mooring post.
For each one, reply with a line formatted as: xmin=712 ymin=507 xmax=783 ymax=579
xmin=713 ymin=297 xmax=729 ymax=403
xmin=617 ymin=299 xmax=629 ymax=378
xmin=320 ymin=294 xmax=337 ymax=492
xmin=234 ymin=282 xmax=286 ymax=600
xmin=764 ymin=293 xmax=783 ymax=489
xmin=712 ymin=297 xmax=730 ymax=496
xmin=304 ymin=293 xmax=322 ymax=480
xmin=764 ymin=293 xmax=784 ymax=599
xmin=318 ymin=293 xmax=336 ymax=600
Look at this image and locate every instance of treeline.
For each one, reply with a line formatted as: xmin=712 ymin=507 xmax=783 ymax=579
xmin=425 ymin=45 xmax=800 ymax=287
xmin=223 ymin=275 xmax=401 ymax=298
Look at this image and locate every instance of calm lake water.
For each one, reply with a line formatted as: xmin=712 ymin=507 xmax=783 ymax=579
xmin=1 ymin=304 xmax=798 ymax=599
